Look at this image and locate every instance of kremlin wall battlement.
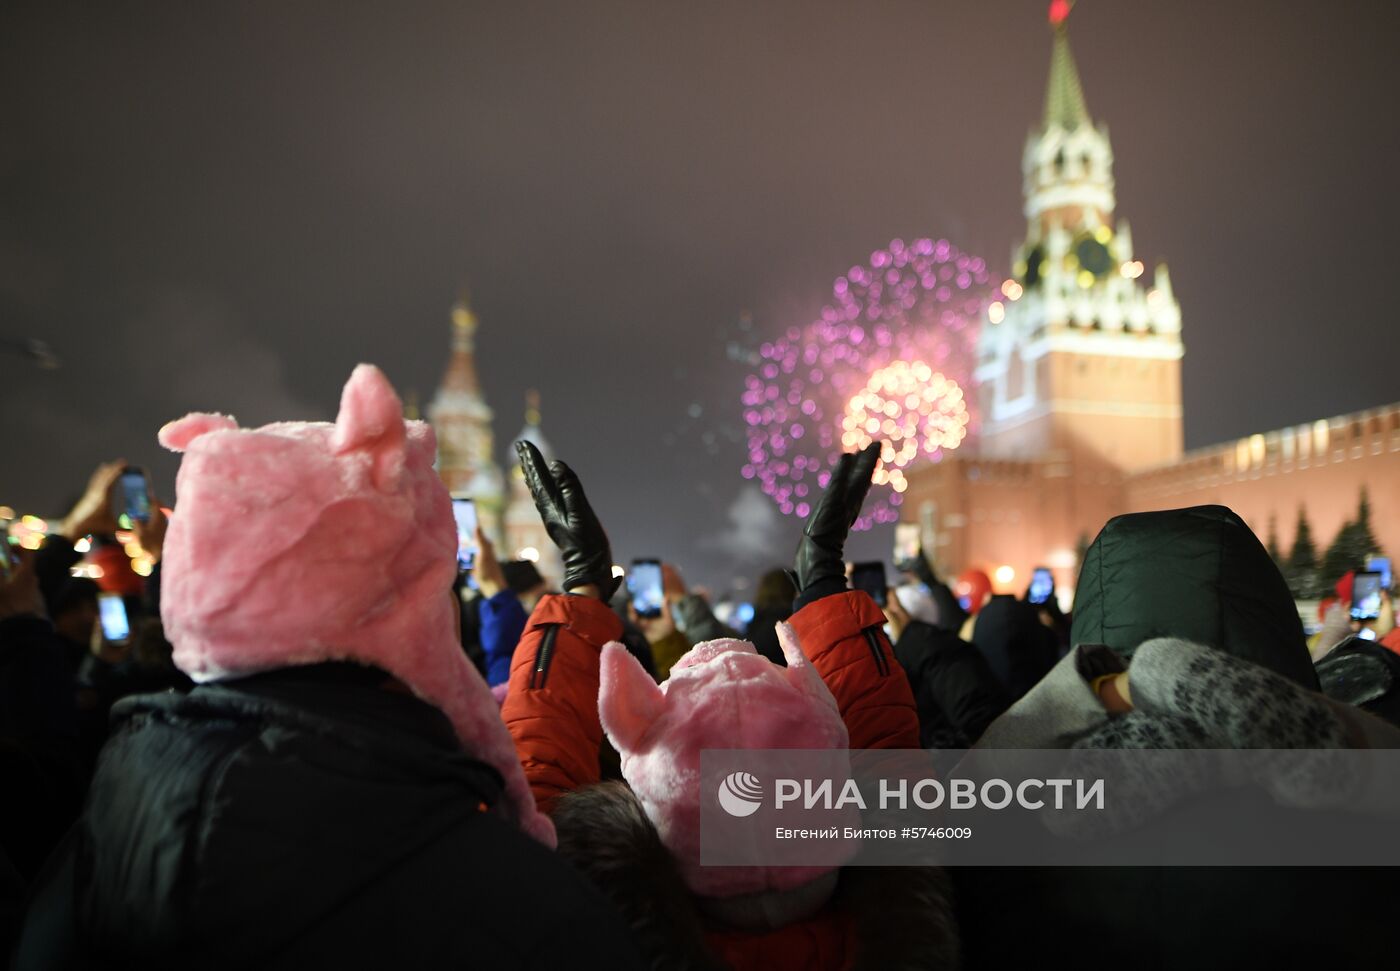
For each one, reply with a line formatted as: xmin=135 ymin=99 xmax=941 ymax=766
xmin=1126 ymin=403 xmax=1400 ymax=569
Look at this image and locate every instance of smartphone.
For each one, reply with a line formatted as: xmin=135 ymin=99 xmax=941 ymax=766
xmin=733 ymin=602 xmax=755 ymax=630
xmin=1365 ymin=556 xmax=1392 ymax=590
xmin=628 ymin=559 xmax=664 ymax=618
xmin=1028 ymin=567 xmax=1055 ymax=605
xmin=850 ymin=561 xmax=888 ymax=607
xmin=893 ymin=523 xmax=921 ymax=566
xmin=98 ymin=592 xmax=131 ymax=645
xmin=117 ymin=467 xmax=152 ymax=524
xmin=1351 ymin=571 xmax=1383 ymax=622
xmin=451 ymin=498 xmax=477 ymax=571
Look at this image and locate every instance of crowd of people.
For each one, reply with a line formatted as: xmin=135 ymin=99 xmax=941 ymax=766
xmin=2 ymin=363 xmax=1398 ymax=968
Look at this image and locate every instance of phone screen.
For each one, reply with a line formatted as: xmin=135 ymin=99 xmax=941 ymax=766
xmin=851 ymin=561 xmax=888 ymax=607
xmin=1365 ymin=556 xmax=1392 ymax=590
xmin=120 ymin=469 xmax=151 ymax=523
xmin=628 ymin=560 xmax=664 ymax=618
xmin=452 ymin=498 xmax=477 ymax=571
xmin=98 ymin=593 xmax=131 ymax=643
xmin=1028 ymin=567 xmax=1054 ymax=605
xmin=733 ymin=602 xmax=755 ymax=630
xmin=1351 ymin=572 xmax=1383 ymax=622
xmin=893 ymin=523 xmax=921 ymax=565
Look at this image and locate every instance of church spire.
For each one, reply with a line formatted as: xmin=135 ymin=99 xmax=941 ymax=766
xmin=513 ymin=388 xmax=553 ymax=459
xmin=1042 ymin=1 xmax=1090 ymax=131
xmin=440 ymin=294 xmax=483 ymax=397
xmin=427 ymin=290 xmax=504 ymax=515
xmin=504 ymin=387 xmax=562 ymax=581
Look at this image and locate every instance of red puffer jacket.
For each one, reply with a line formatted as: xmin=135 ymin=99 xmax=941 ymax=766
xmin=502 ymin=590 xmax=924 ymax=970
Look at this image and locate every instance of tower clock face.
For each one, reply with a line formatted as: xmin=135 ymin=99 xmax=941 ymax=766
xmin=1073 ymin=233 xmax=1113 ymax=277
xmin=1022 ymin=245 xmax=1046 ymax=287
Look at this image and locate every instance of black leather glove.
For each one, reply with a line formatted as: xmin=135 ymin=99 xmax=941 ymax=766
xmin=791 ymin=442 xmax=881 ymax=602
xmin=515 ymin=440 xmax=620 ymax=599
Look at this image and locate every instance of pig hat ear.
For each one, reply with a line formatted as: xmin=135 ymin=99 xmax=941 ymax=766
xmin=159 ymin=413 xmax=239 ymax=453
xmin=599 ymin=642 xmax=666 ymax=754
xmin=331 ymin=364 xmax=407 ymax=490
xmin=776 ymin=621 xmax=839 ymax=713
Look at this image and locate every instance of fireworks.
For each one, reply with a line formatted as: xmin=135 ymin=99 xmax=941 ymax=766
xmin=841 ymin=361 xmax=969 ymax=495
xmin=740 ymin=237 xmax=992 ymax=529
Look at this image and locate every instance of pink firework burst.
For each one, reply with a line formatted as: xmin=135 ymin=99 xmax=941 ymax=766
xmin=740 ymin=237 xmax=993 ymax=530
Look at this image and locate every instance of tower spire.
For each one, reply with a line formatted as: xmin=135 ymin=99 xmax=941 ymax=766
xmin=984 ymin=0 xmax=1182 ymax=473
xmin=1043 ymin=2 xmax=1090 ymax=131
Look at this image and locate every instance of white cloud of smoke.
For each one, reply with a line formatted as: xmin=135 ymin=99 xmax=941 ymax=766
xmin=699 ymin=485 xmax=787 ymax=565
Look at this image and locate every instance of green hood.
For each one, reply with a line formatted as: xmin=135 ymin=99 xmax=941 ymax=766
xmin=1071 ymin=505 xmax=1318 ymax=689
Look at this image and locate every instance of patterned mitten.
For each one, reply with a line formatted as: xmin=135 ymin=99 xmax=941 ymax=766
xmin=1047 ymin=712 xmax=1216 ymax=839
xmin=1127 ymin=637 xmax=1353 ymax=809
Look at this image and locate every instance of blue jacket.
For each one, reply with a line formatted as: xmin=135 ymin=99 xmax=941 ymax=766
xmin=480 ymin=590 xmax=527 ymax=687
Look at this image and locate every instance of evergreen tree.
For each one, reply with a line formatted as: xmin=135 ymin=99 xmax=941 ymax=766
xmin=1321 ymin=522 xmax=1360 ymax=594
xmin=1354 ymin=486 xmax=1380 ymax=561
xmin=1265 ymin=513 xmax=1282 ymax=567
xmin=1320 ymin=487 xmax=1382 ymax=593
xmin=1284 ymin=507 xmax=1319 ymax=599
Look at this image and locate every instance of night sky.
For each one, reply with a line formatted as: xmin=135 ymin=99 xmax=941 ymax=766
xmin=3 ymin=0 xmax=1397 ymax=591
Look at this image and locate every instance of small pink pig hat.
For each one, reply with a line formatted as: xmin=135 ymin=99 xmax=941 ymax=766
xmin=158 ymin=364 xmax=554 ymax=847
xmin=599 ymin=625 xmax=851 ymax=898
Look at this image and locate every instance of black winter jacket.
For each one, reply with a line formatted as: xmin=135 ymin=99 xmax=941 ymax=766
xmin=14 ymin=663 xmax=643 ymax=970
xmin=893 ymin=621 xmax=1009 ymax=748
xmin=0 ymin=615 xmax=85 ymax=886
xmin=968 ymin=595 xmax=1060 ymax=701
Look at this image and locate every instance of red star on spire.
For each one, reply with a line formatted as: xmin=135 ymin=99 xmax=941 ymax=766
xmin=1049 ymin=0 xmax=1073 ymax=28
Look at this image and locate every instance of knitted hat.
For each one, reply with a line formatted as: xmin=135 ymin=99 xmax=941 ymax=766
xmin=157 ymin=364 xmax=554 ymax=847
xmin=598 ymin=624 xmax=850 ymax=898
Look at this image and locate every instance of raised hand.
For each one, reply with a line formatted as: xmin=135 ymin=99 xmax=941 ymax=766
xmin=882 ymin=587 xmax=911 ymax=643
xmin=132 ymin=501 xmax=168 ymax=563
xmin=792 ymin=442 xmax=881 ymax=596
xmin=58 ymin=459 xmax=126 ymax=541
xmin=473 ymin=523 xmax=507 ymax=599
xmin=515 ymin=440 xmax=619 ymax=599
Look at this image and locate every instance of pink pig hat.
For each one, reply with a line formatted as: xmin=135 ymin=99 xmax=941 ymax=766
xmin=157 ymin=363 xmax=554 ymax=847
xmin=599 ymin=626 xmax=852 ymax=899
